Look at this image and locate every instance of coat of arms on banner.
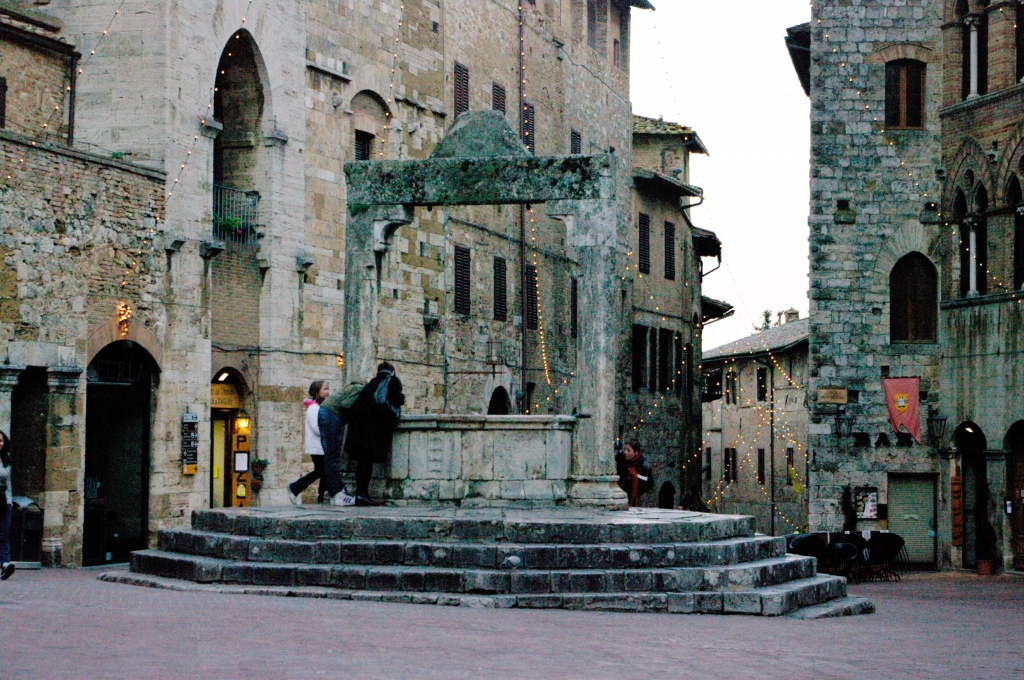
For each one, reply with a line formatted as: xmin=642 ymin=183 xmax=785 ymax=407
xmin=893 ymin=393 xmax=910 ymax=413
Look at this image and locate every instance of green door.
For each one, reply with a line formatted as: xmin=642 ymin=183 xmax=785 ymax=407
xmin=888 ymin=476 xmax=936 ymax=566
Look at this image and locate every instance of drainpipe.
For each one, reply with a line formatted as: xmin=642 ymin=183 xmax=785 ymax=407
xmin=966 ymin=16 xmax=980 ymax=100
xmin=518 ymin=2 xmax=527 ymax=412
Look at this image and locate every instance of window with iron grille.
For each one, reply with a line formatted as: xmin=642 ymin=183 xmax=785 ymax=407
xmin=570 ymin=129 xmax=582 ymax=155
xmin=884 ymin=60 xmax=925 ymax=130
xmin=570 ymin=277 xmax=579 ymax=339
xmin=354 ymin=131 xmax=373 ymax=161
xmin=631 ymin=324 xmax=647 ymax=391
xmin=702 ymin=368 xmax=722 ymax=402
xmin=492 ymin=82 xmax=506 ymax=114
xmin=522 ymin=101 xmax=535 ymax=154
xmin=493 ymin=256 xmax=508 ymax=321
xmin=454 ymin=245 xmax=471 ymax=315
xmin=525 ymin=265 xmax=538 ymax=330
xmin=454 ymin=62 xmax=469 ymax=117
xmin=757 ymin=449 xmax=766 ymax=485
xmin=0 ymin=77 xmax=7 ymax=129
xmin=756 ymin=366 xmax=768 ymax=402
xmin=664 ymin=221 xmax=676 ymax=280
xmin=638 ymin=213 xmax=650 ymax=274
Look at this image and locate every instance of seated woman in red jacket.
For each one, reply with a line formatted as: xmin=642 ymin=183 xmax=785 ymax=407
xmin=615 ymin=440 xmax=654 ymax=508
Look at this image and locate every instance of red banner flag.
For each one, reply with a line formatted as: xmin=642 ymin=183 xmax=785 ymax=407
xmin=882 ymin=377 xmax=921 ymax=443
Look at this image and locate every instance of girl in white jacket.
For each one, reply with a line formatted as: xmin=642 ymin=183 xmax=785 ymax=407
xmin=288 ymin=381 xmax=329 ymax=504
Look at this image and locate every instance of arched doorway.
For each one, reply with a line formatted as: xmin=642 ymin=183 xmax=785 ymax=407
xmin=83 ymin=341 xmax=158 ymax=566
xmin=955 ymin=421 xmax=995 ymax=568
xmin=487 ymin=386 xmax=512 ymax=415
xmin=211 ymin=368 xmax=251 ymax=508
xmin=1005 ymin=421 xmax=1024 ymax=570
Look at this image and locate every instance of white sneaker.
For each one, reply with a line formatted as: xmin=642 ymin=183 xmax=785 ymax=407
xmin=288 ymin=487 xmax=301 ymax=505
xmin=332 ymin=491 xmax=356 ymax=507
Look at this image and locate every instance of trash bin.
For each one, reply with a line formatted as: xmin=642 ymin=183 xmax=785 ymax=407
xmin=9 ymin=497 xmax=43 ymax=563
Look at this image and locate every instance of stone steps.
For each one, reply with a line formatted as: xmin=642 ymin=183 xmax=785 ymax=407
xmin=189 ymin=507 xmax=756 ymax=545
xmin=787 ymin=596 xmax=876 ymax=620
xmin=120 ymin=507 xmax=872 ymax=617
xmin=130 ymin=549 xmax=818 ymax=595
xmin=101 ymin=570 xmax=849 ymax=617
xmin=156 ymin=529 xmax=787 ymax=570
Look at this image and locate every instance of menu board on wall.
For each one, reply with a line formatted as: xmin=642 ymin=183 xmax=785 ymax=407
xmin=181 ymin=411 xmax=199 ymax=475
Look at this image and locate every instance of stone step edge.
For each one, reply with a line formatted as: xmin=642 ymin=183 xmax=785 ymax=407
xmin=158 ymin=530 xmax=788 ymax=569
xmin=191 ymin=511 xmax=756 ymax=545
xmin=131 ymin=550 xmax=817 ymax=594
xmin=100 ymin=572 xmax=866 ymax=617
xmin=786 ymin=596 xmax=875 ymax=620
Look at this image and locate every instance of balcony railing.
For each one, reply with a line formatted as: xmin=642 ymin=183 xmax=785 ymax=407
xmin=213 ymin=184 xmax=260 ymax=245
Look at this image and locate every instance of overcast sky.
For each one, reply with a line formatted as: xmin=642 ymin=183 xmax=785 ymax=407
xmin=630 ymin=0 xmax=812 ymax=350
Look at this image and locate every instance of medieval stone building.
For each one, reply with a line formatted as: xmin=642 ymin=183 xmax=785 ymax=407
xmin=702 ymin=311 xmax=809 ymax=535
xmin=796 ymin=0 xmax=1024 ymax=572
xmin=0 ymin=0 xmax=725 ymax=565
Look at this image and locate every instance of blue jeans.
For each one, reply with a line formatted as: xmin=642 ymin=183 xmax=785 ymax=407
xmin=0 ymin=503 xmax=11 ymax=564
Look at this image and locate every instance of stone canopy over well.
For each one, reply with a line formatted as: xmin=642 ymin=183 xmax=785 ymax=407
xmin=343 ymin=111 xmax=624 ymax=508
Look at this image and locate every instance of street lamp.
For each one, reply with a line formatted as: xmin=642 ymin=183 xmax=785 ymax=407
xmin=927 ymin=406 xmax=948 ymax=446
xmin=835 ymin=406 xmax=855 ymax=441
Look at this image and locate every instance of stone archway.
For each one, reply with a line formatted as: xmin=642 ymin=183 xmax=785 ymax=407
xmin=83 ymin=340 xmax=159 ymax=566
xmin=954 ymin=421 xmax=995 ymax=568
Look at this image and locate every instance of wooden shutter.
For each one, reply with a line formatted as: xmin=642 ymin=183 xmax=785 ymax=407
xmin=354 ymin=131 xmax=373 ymax=161
xmin=757 ymin=449 xmax=766 ymax=485
xmin=493 ymin=256 xmax=507 ymax=321
xmin=570 ymin=128 xmax=581 ymax=155
xmin=454 ymin=245 xmax=471 ymax=315
xmin=638 ymin=213 xmax=650 ymax=274
xmin=525 ymin=265 xmax=538 ymax=330
xmin=492 ymin=82 xmax=506 ymax=113
xmin=674 ymin=334 xmax=684 ymax=396
xmin=756 ymin=366 xmax=768 ymax=402
xmin=658 ymin=328 xmax=672 ymax=393
xmin=570 ymin=277 xmax=578 ymax=339
xmin=885 ymin=60 xmax=924 ymax=129
xmin=632 ymin=325 xmax=647 ymax=391
xmin=454 ymin=62 xmax=469 ymax=117
xmin=0 ymin=77 xmax=6 ymax=129
xmin=522 ymin=101 xmax=535 ymax=154
xmin=664 ymin=221 xmax=676 ymax=280
xmin=891 ymin=253 xmax=936 ymax=342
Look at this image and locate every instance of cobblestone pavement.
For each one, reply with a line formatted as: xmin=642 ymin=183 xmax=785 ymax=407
xmin=1 ymin=568 xmax=1021 ymax=679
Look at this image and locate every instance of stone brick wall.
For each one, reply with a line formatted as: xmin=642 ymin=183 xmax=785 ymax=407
xmin=0 ymin=131 xmax=165 ymax=564
xmin=0 ymin=20 xmax=75 ymax=141
xmin=807 ymin=0 xmax=945 ymax=542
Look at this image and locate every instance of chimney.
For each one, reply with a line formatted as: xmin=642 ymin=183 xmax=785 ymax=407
xmin=784 ymin=308 xmax=800 ymax=323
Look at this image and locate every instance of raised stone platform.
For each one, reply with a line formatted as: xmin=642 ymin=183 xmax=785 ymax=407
xmin=111 ymin=506 xmax=873 ymax=617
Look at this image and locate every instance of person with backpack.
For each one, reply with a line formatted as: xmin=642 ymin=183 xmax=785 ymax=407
xmin=318 ymin=381 xmax=363 ymax=506
xmin=0 ymin=430 xmax=16 ymax=580
xmin=345 ymin=362 xmax=405 ymax=506
xmin=288 ymin=381 xmax=330 ymax=504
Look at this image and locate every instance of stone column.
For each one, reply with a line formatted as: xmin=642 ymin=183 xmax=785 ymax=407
xmin=550 ymin=161 xmax=628 ymax=508
xmin=342 ymin=204 xmax=412 ymax=384
xmin=40 ymin=367 xmax=83 ymax=567
xmin=966 ymin=17 xmax=980 ymax=100
xmin=0 ymin=365 xmax=23 ymax=435
xmin=969 ymin=227 xmax=979 ymax=296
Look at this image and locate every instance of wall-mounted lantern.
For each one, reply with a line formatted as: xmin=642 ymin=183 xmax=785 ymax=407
xmin=927 ymin=406 xmax=948 ymax=446
xmin=236 ymin=409 xmax=250 ymax=431
xmin=835 ymin=406 xmax=855 ymax=442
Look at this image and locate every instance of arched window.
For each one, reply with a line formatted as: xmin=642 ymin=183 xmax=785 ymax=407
xmin=350 ymin=91 xmax=391 ymax=161
xmin=1009 ymin=175 xmax=1024 ymax=290
xmin=885 ymin=60 xmax=925 ymax=129
xmin=890 ymin=252 xmax=937 ymax=343
xmin=487 ymin=386 xmax=511 ymax=415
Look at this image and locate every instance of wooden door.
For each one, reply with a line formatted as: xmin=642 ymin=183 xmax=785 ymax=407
xmin=1010 ymin=455 xmax=1024 ymax=571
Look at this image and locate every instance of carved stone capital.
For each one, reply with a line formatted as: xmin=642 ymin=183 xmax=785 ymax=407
xmin=0 ymin=365 xmax=25 ymax=391
xmin=47 ymin=367 xmax=83 ymax=394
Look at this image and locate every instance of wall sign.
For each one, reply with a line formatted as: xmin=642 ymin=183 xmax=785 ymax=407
xmin=817 ymin=387 xmax=848 ymax=405
xmin=854 ymin=486 xmax=879 ymax=520
xmin=211 ymin=383 xmax=241 ymax=409
xmin=181 ymin=411 xmax=199 ymax=475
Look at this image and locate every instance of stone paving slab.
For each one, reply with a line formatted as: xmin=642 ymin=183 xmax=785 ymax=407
xmin=190 ymin=506 xmax=755 ymax=545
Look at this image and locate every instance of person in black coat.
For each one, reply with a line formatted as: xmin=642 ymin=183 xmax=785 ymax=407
xmin=615 ymin=440 xmax=653 ymax=508
xmin=345 ymin=362 xmax=405 ymax=505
